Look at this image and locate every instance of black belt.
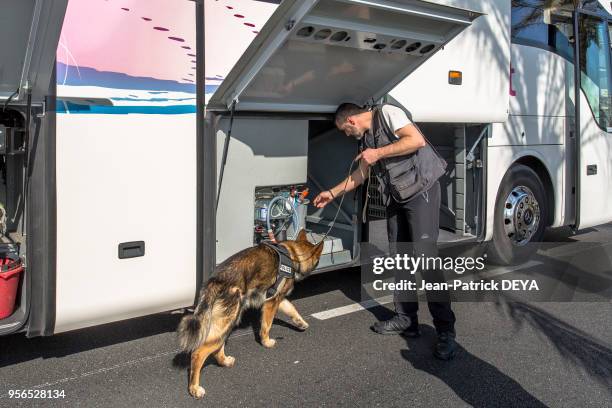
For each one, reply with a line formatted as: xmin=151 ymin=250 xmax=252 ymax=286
xmin=261 ymin=241 xmax=296 ymax=300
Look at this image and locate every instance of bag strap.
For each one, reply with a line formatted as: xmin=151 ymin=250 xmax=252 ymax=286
xmin=370 ymin=105 xmax=396 ymax=193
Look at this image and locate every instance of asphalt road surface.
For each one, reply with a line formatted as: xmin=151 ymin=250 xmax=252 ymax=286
xmin=0 ymin=226 xmax=611 ymax=407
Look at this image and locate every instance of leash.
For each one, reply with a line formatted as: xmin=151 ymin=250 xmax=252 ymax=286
xmin=315 ymin=156 xmax=360 ymax=244
xmin=292 ymin=156 xmax=360 ymax=265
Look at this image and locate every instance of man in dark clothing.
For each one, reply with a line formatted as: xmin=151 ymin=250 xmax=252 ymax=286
xmin=313 ymin=102 xmax=457 ymax=360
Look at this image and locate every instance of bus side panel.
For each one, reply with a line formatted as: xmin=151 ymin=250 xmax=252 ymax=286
xmin=509 ymin=45 xmax=573 ymax=119
xmin=389 ymin=0 xmax=510 ymax=123
xmin=53 ymin=0 xmax=198 ymax=333
xmin=55 ymin=115 xmax=197 ymax=333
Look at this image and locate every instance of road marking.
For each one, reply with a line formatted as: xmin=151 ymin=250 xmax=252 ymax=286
xmin=0 ymin=348 xmax=182 ymax=398
xmin=0 ymin=329 xmax=255 ymax=398
xmin=475 ymin=260 xmax=542 ymax=279
xmin=310 ymin=260 xmax=543 ymax=321
xmin=311 ymin=295 xmax=394 ymax=320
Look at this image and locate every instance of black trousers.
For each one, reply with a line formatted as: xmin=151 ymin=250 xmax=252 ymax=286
xmin=386 ymin=180 xmax=456 ymax=333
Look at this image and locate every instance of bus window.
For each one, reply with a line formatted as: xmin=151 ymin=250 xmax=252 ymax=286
xmin=578 ymin=15 xmax=612 ymax=130
xmin=511 ymin=1 xmax=575 ymax=61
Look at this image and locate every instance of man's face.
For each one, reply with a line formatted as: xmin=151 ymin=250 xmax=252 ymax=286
xmin=338 ymin=117 xmax=364 ymax=139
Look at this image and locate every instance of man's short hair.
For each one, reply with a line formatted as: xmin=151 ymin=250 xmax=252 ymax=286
xmin=335 ymin=103 xmax=368 ymax=127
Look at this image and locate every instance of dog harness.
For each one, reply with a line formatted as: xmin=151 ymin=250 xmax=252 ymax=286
xmin=261 ymin=241 xmax=296 ymax=300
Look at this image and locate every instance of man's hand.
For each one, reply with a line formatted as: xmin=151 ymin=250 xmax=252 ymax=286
xmin=356 ymin=148 xmax=380 ymax=166
xmin=313 ymin=190 xmax=334 ymax=208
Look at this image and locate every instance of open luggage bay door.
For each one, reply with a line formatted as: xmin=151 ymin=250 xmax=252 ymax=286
xmin=208 ymin=0 xmax=482 ymax=113
xmin=0 ymin=0 xmax=68 ymax=102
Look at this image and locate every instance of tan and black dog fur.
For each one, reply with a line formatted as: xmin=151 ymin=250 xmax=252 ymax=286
xmin=177 ymin=229 xmax=324 ymax=399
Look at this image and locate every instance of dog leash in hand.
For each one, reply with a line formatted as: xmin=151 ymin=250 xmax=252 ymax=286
xmin=316 ymin=156 xmax=360 ymax=244
xmin=295 ymin=156 xmax=360 ymax=264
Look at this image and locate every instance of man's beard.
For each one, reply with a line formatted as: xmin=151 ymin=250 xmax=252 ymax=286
xmin=351 ymin=131 xmax=364 ymax=140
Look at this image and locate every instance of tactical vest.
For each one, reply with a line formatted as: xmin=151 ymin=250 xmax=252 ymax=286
xmin=361 ymin=105 xmax=447 ymax=206
xmin=261 ymin=241 xmax=296 ymax=300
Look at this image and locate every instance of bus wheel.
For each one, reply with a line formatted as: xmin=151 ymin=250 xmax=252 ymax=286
xmin=488 ymin=164 xmax=548 ymax=265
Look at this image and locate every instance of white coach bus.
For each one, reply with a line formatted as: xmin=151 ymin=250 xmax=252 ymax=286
xmin=0 ymin=0 xmax=610 ymax=337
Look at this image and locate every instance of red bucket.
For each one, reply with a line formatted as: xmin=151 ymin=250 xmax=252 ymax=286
xmin=0 ymin=257 xmax=24 ymax=319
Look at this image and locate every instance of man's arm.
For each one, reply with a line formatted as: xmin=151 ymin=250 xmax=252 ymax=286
xmin=379 ymin=124 xmax=426 ymax=158
xmin=313 ymin=159 xmax=369 ymax=208
xmin=358 ymin=124 xmax=426 ymax=165
xmin=330 ymin=159 xmax=369 ymax=197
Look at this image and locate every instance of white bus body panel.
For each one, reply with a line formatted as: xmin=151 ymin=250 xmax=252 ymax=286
xmin=54 ymin=114 xmax=197 ymax=333
xmin=508 ymin=45 xmax=573 ymax=119
xmin=389 ymin=0 xmax=510 ymax=123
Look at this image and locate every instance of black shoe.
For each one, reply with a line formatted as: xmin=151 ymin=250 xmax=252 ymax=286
xmin=402 ymin=320 xmax=421 ymax=338
xmin=433 ymin=330 xmax=457 ymax=360
xmin=370 ymin=315 xmax=419 ymax=336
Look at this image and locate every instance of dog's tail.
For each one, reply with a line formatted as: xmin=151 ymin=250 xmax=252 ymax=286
xmin=178 ymin=284 xmax=216 ymax=353
xmin=177 ymin=279 xmax=242 ymax=353
xmin=177 ymin=313 xmax=206 ymax=353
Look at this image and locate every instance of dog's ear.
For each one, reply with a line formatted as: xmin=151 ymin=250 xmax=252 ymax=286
xmin=296 ymin=229 xmax=308 ymax=242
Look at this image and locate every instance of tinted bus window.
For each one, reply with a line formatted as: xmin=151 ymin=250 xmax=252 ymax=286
xmin=511 ymin=1 xmax=574 ymax=61
xmin=512 ymin=2 xmax=549 ymax=45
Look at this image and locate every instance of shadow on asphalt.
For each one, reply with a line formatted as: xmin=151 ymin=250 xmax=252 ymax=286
xmin=495 ymin=297 xmax=612 ymax=392
xmin=400 ymin=325 xmax=548 ymax=407
xmin=0 ymin=312 xmax=183 ymax=369
xmin=542 ymin=226 xmax=596 ymax=242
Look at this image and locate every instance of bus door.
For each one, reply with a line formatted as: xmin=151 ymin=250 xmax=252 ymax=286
xmin=575 ymin=8 xmax=612 ymax=229
xmin=53 ymin=0 xmax=198 ymax=333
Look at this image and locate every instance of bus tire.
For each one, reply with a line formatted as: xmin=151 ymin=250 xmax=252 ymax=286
xmin=487 ymin=164 xmax=548 ymax=265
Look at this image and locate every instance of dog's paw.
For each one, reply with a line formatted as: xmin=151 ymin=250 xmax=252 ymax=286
xmin=261 ymin=338 xmax=277 ymax=348
xmin=189 ymin=385 xmax=206 ymax=399
xmin=294 ymin=319 xmax=309 ymax=331
xmin=221 ymin=356 xmax=236 ymax=368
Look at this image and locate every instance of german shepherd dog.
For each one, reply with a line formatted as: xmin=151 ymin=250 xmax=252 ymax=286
xmin=178 ymin=229 xmax=324 ymax=399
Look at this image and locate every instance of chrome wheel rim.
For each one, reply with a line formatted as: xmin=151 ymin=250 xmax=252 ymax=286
xmin=503 ymin=185 xmax=540 ymax=246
